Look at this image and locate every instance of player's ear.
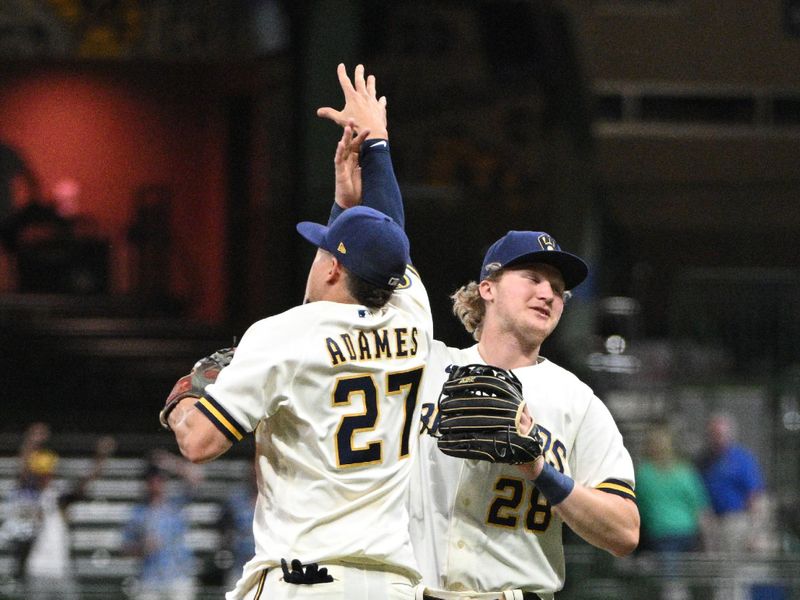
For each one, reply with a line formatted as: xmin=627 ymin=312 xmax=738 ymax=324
xmin=478 ymin=278 xmax=495 ymax=303
xmin=326 ymin=256 xmax=344 ymax=284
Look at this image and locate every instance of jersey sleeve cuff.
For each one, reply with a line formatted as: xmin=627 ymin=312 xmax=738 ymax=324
xmin=194 ymin=394 xmax=247 ymax=442
xmin=328 ymin=202 xmax=344 ymax=225
xmin=595 ymin=478 xmax=636 ymax=501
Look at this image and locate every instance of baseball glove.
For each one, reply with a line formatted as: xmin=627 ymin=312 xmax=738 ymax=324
xmin=436 ymin=363 xmax=543 ymax=464
xmin=159 ymin=347 xmax=235 ymax=430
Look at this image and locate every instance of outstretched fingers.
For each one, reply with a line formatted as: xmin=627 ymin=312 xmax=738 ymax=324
xmin=337 ymin=62 xmax=356 ymax=95
xmin=316 ymin=105 xmax=343 ymax=123
xmin=354 ymin=64 xmax=366 ymax=93
xmin=317 ymin=63 xmax=388 ymax=136
xmin=336 ymin=122 xmax=371 ymax=165
xmin=352 ymin=127 xmax=370 ymax=149
xmin=317 ymin=63 xmax=356 ymax=125
xmin=334 ymin=126 xmax=351 ymax=166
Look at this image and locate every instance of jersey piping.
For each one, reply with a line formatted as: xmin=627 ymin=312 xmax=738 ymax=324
xmin=595 ymin=478 xmax=636 ymax=501
xmin=196 ymin=394 xmax=246 ymax=442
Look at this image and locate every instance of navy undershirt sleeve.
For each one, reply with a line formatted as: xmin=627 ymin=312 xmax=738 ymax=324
xmin=327 ymin=139 xmax=404 ymax=229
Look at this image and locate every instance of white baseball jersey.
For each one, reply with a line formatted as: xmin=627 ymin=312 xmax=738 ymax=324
xmin=409 ymin=341 xmax=636 ymax=597
xmin=202 ymin=266 xmax=432 ymax=597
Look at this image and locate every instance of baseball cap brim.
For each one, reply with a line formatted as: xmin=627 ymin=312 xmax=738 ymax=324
xmin=296 ymin=207 xmax=410 ymax=289
xmin=296 ymin=221 xmax=329 ymax=251
xmin=495 ymin=251 xmax=588 ymax=290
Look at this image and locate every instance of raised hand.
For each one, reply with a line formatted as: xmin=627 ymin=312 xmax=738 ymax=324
xmin=317 ymin=63 xmax=388 ymax=139
xmin=334 ymin=120 xmax=371 ymax=208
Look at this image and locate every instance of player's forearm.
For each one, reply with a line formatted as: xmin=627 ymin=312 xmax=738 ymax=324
xmin=327 ymin=141 xmax=402 ymax=226
xmin=552 ymin=486 xmax=640 ymax=556
xmin=168 ymin=398 xmax=232 ymax=464
xmin=360 ymin=140 xmax=404 ymax=228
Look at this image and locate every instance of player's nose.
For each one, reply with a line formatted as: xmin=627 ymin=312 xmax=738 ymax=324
xmin=535 ymin=279 xmax=556 ymax=302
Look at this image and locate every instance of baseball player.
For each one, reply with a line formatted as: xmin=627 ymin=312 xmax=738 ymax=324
xmin=320 ymin=64 xmax=639 ymax=600
xmin=161 ymin=126 xmax=434 ymax=598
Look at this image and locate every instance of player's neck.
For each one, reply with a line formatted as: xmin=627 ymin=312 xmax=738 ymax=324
xmin=315 ymin=282 xmax=358 ymax=305
xmin=477 ymin=332 xmax=541 ymax=370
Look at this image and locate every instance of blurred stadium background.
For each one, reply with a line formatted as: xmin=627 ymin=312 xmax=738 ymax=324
xmin=0 ymin=0 xmax=799 ymax=598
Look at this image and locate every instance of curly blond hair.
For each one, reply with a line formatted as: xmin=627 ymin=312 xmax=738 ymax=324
xmin=451 ymin=267 xmax=501 ymax=341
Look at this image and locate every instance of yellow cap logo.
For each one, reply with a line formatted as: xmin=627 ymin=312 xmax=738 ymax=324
xmin=337 ymin=242 xmax=347 ymax=254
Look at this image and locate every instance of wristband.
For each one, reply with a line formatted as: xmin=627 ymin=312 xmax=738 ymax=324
xmin=534 ymin=462 xmax=574 ymax=505
xmin=361 ymin=138 xmax=389 ymax=155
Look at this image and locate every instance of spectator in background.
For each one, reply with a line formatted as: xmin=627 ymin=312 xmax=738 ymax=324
xmin=0 ymin=142 xmax=50 ymax=256
xmin=0 ymin=192 xmax=72 ymax=255
xmin=122 ymin=449 xmax=202 ymax=600
xmin=0 ymin=173 xmax=111 ymax=293
xmin=0 ymin=423 xmax=116 ymax=600
xmin=636 ymin=424 xmax=712 ymax=600
xmin=698 ymin=412 xmax=768 ymax=553
xmin=637 ymin=424 xmax=712 ymax=553
xmin=0 ymin=184 xmax=77 ymax=293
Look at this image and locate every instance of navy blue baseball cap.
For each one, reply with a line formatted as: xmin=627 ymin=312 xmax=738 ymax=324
xmin=480 ymin=231 xmax=589 ymax=290
xmin=297 ymin=206 xmax=410 ymax=289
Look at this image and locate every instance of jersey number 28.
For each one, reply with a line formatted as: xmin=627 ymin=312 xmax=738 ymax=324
xmin=487 ymin=477 xmax=552 ymax=533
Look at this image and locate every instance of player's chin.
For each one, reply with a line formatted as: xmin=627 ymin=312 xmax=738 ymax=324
xmin=525 ymin=314 xmax=557 ymax=336
xmin=539 ymin=312 xmax=562 ymax=332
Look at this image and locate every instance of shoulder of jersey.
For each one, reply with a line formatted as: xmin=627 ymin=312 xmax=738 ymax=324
xmin=522 ymin=357 xmax=593 ymax=394
xmin=428 ymin=341 xmax=477 ymax=367
xmin=283 ymin=299 xmax=389 ymax=326
xmin=252 ymin=303 xmax=335 ymax=330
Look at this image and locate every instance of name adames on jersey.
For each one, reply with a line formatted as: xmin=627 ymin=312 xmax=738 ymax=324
xmin=326 ymin=327 xmax=420 ymax=366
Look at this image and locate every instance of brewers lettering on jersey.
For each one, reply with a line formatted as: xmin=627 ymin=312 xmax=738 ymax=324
xmin=410 ymin=344 xmax=636 ymax=599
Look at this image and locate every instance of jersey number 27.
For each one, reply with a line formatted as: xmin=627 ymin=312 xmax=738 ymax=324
xmin=332 ymin=367 xmax=424 ymax=467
